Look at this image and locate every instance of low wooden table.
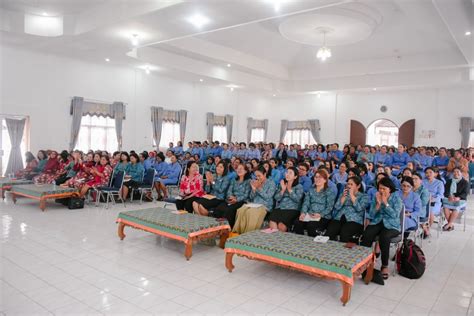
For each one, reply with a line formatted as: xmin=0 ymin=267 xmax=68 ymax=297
xmin=116 ymin=208 xmax=231 ymax=260
xmin=11 ymin=184 xmax=78 ymax=211
xmin=0 ymin=178 xmax=33 ymax=199
xmin=224 ymin=231 xmax=374 ymax=306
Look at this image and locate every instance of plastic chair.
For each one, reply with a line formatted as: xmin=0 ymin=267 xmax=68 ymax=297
xmin=390 ymin=205 xmax=406 ymax=276
xmin=166 ymin=165 xmax=186 ymax=197
xmin=96 ymin=170 xmax=125 ymax=209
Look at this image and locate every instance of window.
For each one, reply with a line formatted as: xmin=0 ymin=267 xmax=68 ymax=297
xmin=366 ymin=119 xmax=398 ymax=146
xmin=213 ymin=125 xmax=227 ymax=144
xmin=159 ymin=121 xmax=180 ymax=148
xmin=76 ymin=115 xmax=117 ymax=152
xmin=1 ymin=118 xmax=29 ymax=176
xmin=284 ymin=129 xmax=316 ymax=146
xmin=469 ymin=131 xmax=474 ymax=147
xmin=250 ymin=128 xmax=265 ymax=143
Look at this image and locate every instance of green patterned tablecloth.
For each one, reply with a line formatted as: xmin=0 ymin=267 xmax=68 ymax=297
xmin=0 ymin=179 xmax=33 ymax=187
xmin=11 ymin=184 xmax=78 ymax=198
xmin=118 ymin=208 xmax=230 ymax=239
xmin=225 ymin=231 xmax=373 ymax=280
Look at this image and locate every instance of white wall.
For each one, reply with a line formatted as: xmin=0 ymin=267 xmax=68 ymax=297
xmin=1 ymin=44 xmax=472 ymax=152
xmin=270 ymin=87 xmax=473 ymax=147
xmin=0 ymin=45 xmax=270 ymax=152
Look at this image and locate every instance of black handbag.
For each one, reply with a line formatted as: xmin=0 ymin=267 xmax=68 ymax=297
xmin=68 ymin=197 xmax=84 ymax=209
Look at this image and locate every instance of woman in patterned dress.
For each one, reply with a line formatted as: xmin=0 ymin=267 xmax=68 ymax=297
xmin=62 ymin=152 xmax=95 ymax=188
xmin=175 ymin=161 xmax=204 ymax=213
xmin=33 ymin=151 xmax=59 ymax=184
xmin=77 ymin=155 xmax=112 ymax=198
xmin=44 ymin=151 xmax=70 ymax=184
xmin=15 ymin=152 xmax=38 ymax=179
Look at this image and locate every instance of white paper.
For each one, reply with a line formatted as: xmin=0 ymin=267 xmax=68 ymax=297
xmin=303 ymin=214 xmax=321 ymax=222
xmin=313 ymin=236 xmax=329 ymax=243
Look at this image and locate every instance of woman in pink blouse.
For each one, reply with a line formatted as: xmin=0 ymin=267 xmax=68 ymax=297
xmin=175 ymin=161 xmax=204 ymax=212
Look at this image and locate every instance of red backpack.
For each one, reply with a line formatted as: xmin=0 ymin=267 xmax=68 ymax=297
xmin=396 ymin=239 xmax=426 ymax=279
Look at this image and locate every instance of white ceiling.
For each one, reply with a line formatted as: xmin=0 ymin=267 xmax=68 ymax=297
xmin=0 ymin=0 xmax=472 ymax=95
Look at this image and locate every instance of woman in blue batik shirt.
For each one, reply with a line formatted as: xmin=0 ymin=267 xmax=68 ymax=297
xmin=268 ymin=167 xmax=304 ymax=232
xmin=193 ymin=161 xmax=230 ymax=216
xmin=362 ymin=177 xmax=402 ymax=279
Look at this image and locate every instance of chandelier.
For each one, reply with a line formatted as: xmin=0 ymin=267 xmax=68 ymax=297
xmin=316 ymin=31 xmax=332 ymax=61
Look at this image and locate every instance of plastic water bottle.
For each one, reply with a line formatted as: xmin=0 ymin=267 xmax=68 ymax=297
xmin=53 ymin=180 xmax=56 ymax=190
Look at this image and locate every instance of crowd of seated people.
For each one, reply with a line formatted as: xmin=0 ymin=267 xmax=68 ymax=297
xmin=12 ymin=141 xmax=474 ymax=277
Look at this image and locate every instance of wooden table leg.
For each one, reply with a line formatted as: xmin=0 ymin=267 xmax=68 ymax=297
xmin=218 ymin=230 xmax=229 ymax=249
xmin=1 ymin=189 xmax=4 ymax=200
xmin=364 ymin=255 xmax=375 ymax=285
xmin=39 ymin=199 xmax=46 ymax=212
xmin=12 ymin=193 xmax=17 ymax=204
xmin=118 ymin=222 xmax=126 ymax=240
xmin=340 ymin=282 xmax=352 ymax=306
xmin=225 ymin=252 xmax=235 ymax=272
xmin=184 ymin=239 xmax=193 ymax=260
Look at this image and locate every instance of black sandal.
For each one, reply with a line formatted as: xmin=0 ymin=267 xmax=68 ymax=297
xmin=447 ymin=226 xmax=454 ymax=231
xmin=381 ymin=266 xmax=389 ymax=280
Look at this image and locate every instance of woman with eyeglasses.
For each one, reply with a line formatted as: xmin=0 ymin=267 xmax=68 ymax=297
xmin=442 ymin=167 xmax=469 ymax=231
xmin=398 ymin=176 xmax=422 ymax=232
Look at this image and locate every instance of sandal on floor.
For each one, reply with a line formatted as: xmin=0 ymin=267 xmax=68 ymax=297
xmin=375 ymin=252 xmax=381 ymax=259
xmin=446 ymin=226 xmax=454 ymax=231
xmin=442 ymin=224 xmax=449 ymax=231
xmin=381 ymin=267 xmax=389 ymax=280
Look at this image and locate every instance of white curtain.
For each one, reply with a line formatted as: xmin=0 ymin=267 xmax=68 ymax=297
xmin=113 ymin=102 xmax=125 ymax=150
xmin=280 ymin=120 xmax=289 ymax=143
xmin=5 ymin=118 xmax=26 ymax=176
xmin=179 ymin=110 xmax=187 ymax=143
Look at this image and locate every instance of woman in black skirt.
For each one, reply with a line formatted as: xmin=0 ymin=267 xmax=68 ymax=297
xmin=193 ymin=161 xmax=231 ymax=216
xmin=212 ymin=163 xmax=251 ymax=228
xmin=268 ymin=167 xmax=304 ymax=232
xmin=175 ymin=161 xmax=204 ymax=212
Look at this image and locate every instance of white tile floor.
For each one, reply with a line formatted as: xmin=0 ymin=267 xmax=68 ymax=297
xmin=1 ymin=194 xmax=473 ymax=316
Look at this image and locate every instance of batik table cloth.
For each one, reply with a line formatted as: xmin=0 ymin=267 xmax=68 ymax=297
xmin=11 ymin=184 xmax=78 ymax=211
xmin=224 ymin=230 xmax=374 ymax=305
xmin=0 ymin=178 xmax=33 ymax=199
xmin=116 ymin=207 xmax=231 ymax=260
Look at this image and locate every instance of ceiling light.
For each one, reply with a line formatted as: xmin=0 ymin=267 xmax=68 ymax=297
xmin=465 ymin=31 xmax=471 ymax=36
xmin=131 ymin=34 xmax=139 ymax=46
xmin=316 ymin=31 xmax=331 ymax=61
xmin=373 ymin=88 xmax=377 ymax=91
xmin=227 ymin=64 xmax=231 ymax=68
xmin=230 ymin=87 xmax=234 ymax=92
xmin=42 ymin=12 xmax=48 ymax=16
xmin=264 ymin=0 xmax=288 ymax=12
xmin=199 ymin=78 xmax=204 ymax=82
xmin=24 ymin=14 xmax=63 ymax=37
xmin=187 ymin=14 xmax=210 ymax=28
xmin=105 ymin=58 xmax=110 ymax=62
xmin=317 ymin=93 xmax=321 ymax=98
xmin=272 ymin=94 xmax=276 ymax=97
xmin=145 ymin=66 xmax=150 ymax=74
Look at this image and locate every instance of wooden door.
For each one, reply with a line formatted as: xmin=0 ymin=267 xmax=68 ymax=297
xmin=350 ymin=120 xmax=366 ymax=146
xmin=399 ymin=119 xmax=415 ymax=147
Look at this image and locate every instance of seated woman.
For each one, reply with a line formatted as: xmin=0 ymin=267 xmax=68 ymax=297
xmin=362 ymin=177 xmax=402 ymax=279
xmin=115 ymin=152 xmax=130 ymax=173
xmin=398 ymin=176 xmax=422 ymax=233
xmin=232 ymin=165 xmax=276 ymax=234
xmin=46 ymin=150 xmax=72 ymax=184
xmin=121 ymin=153 xmax=145 ymax=200
xmin=34 ymin=150 xmax=48 ymax=174
xmin=175 ymin=161 xmax=204 ymax=213
xmin=263 ymin=160 xmax=281 ymax=185
xmin=332 ymin=162 xmax=348 ymax=185
xmin=422 ymin=167 xmax=445 ymax=237
xmin=54 ymin=151 xmax=80 ymax=185
xmin=15 ymin=152 xmax=38 ymax=179
xmin=152 ymin=152 xmax=167 ymax=178
xmin=293 ymin=169 xmax=336 ymax=236
xmin=366 ymin=172 xmax=389 ymax=208
xmin=213 ymin=163 xmax=251 ymax=228
xmin=77 ymin=155 xmax=113 ymax=198
xmin=62 ymin=152 xmax=95 ymax=188
xmin=155 ymin=154 xmax=182 ymax=200
xmin=33 ymin=151 xmax=60 ymax=184
xmin=193 ymin=161 xmax=230 ymax=216
xmin=202 ymin=156 xmax=215 ymax=174
xmin=325 ymin=176 xmax=369 ymax=242
xmin=442 ymin=167 xmax=469 ymax=231
xmin=268 ymin=167 xmax=304 ymax=232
